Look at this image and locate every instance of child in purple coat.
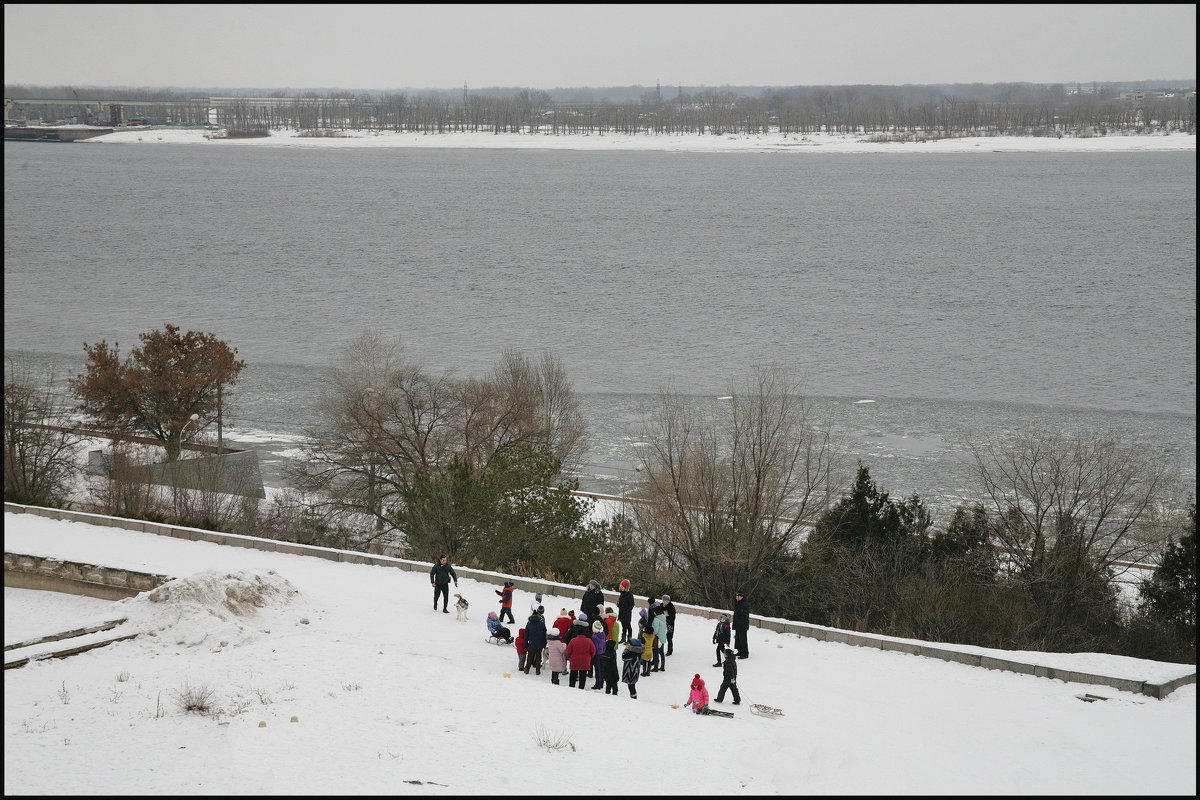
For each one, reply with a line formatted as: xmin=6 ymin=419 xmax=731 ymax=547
xmin=589 ymin=620 xmax=607 ymax=687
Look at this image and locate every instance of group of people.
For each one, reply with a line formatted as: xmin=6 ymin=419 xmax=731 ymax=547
xmin=432 ymin=558 xmax=750 ymax=705
xmin=485 ymin=597 xmax=668 ymax=699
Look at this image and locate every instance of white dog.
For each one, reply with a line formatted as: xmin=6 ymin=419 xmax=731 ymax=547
xmin=454 ymin=593 xmax=470 ymax=622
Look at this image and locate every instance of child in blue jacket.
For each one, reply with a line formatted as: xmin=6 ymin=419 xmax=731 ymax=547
xmin=486 ymin=611 xmax=512 ymax=643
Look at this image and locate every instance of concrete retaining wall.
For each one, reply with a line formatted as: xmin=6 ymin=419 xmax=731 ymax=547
xmin=4 ymin=551 xmax=171 ymax=601
xmin=5 ymin=502 xmax=1194 ymax=698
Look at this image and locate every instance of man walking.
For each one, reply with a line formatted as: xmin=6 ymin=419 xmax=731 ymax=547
xmin=429 ymin=554 xmax=458 ymax=613
xmin=732 ymin=589 xmax=750 ymax=658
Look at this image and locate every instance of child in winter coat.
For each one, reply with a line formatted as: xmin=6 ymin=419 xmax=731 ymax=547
xmin=523 ymin=612 xmax=547 ymax=676
xmin=640 ymin=625 xmax=656 ymax=677
xmin=565 ymin=628 xmax=596 ymax=690
xmin=714 ymin=647 xmax=741 ymax=704
xmin=486 ymin=611 xmax=513 ymax=643
xmin=545 ymin=629 xmax=567 ymax=685
xmin=684 ymin=674 xmax=710 ymax=714
xmin=712 ymin=613 xmax=732 ymax=667
xmin=515 ymin=628 xmax=527 ymax=671
xmin=589 ymin=620 xmax=607 ymax=686
xmin=650 ymin=603 xmax=669 ymax=672
xmin=566 ymin=612 xmax=591 ymax=645
xmin=621 ymin=638 xmax=644 ymax=698
xmin=604 ymin=607 xmax=621 ymax=644
xmin=602 ymin=639 xmax=620 ymax=695
xmin=552 ymin=608 xmax=573 ymax=639
xmin=496 ymin=581 xmax=515 ymax=623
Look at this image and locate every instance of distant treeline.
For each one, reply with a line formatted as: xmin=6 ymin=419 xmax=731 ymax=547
xmin=6 ymin=81 xmax=1195 ymax=136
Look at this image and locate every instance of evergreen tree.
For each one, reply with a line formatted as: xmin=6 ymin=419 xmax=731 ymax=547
xmin=794 ymin=465 xmax=932 ymax=629
xmin=808 ymin=464 xmax=932 ymax=550
xmin=394 ymin=444 xmax=605 ymax=580
xmin=1139 ymin=504 xmax=1197 ymax=631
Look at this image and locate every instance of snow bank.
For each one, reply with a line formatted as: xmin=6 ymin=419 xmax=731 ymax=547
xmin=120 ymin=568 xmax=305 ymax=651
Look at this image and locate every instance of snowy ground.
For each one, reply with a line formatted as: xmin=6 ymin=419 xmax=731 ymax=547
xmin=80 ymin=126 xmax=1196 ymax=153
xmin=3 ymin=511 xmax=1195 ymax=795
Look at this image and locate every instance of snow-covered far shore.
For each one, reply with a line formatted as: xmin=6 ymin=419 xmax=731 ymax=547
xmin=77 ymin=126 xmax=1197 ymax=153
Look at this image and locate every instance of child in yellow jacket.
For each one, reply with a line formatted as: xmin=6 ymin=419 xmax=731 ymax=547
xmin=640 ymin=622 xmax=656 ymax=677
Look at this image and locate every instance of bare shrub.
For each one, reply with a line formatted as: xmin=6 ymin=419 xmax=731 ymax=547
xmin=170 ymin=682 xmax=218 ymax=715
xmin=532 ymin=724 xmax=576 ymax=752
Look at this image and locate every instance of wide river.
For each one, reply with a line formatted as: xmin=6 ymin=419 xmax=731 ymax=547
xmin=4 ymin=142 xmax=1195 ymax=511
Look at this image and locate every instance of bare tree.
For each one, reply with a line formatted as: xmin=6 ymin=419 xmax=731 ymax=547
xmin=288 ymin=332 xmax=588 ymax=552
xmin=970 ymin=428 xmax=1173 ymax=646
xmin=630 ymin=366 xmax=842 ymax=606
xmin=3 ymin=359 xmax=84 ymax=507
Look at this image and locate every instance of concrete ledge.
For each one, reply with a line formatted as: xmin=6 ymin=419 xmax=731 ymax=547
xmin=827 ymin=629 xmax=882 ymax=648
xmin=922 ymin=646 xmax=980 ymax=667
xmin=880 ymin=639 xmax=923 ymax=656
xmin=1144 ymin=673 xmax=1197 ymax=699
xmin=795 ymin=626 xmax=829 ymax=642
xmin=981 ymin=655 xmax=1038 ymax=676
xmin=5 ymin=551 xmax=171 ymax=600
xmin=1068 ymin=671 xmax=1145 ymax=695
xmin=6 ymin=570 xmax=144 ymax=600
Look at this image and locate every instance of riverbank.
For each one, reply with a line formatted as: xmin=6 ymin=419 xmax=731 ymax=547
xmin=79 ymin=126 xmax=1196 ymax=153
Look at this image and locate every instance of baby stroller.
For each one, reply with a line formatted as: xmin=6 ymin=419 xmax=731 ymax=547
xmin=486 ymin=611 xmax=513 ymax=645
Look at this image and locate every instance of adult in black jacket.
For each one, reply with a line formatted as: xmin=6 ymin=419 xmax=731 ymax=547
xmin=732 ymin=589 xmax=751 ymax=658
xmin=661 ymin=594 xmax=677 ymax=655
xmin=714 ymin=647 xmax=741 ymax=704
xmin=581 ymin=579 xmax=604 ymax=620
xmin=617 ymin=580 xmax=635 ymax=643
xmin=429 ymin=555 xmax=458 ymax=613
xmin=523 ymin=612 xmax=548 ymax=675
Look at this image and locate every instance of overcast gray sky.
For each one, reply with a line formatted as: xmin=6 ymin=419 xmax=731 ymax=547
xmin=4 ymin=4 xmax=1195 ymax=91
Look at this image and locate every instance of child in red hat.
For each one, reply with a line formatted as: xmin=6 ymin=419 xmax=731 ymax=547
xmin=684 ymin=673 xmax=709 ymax=713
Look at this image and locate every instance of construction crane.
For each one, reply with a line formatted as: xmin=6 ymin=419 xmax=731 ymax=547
xmin=70 ymin=87 xmax=95 ymax=125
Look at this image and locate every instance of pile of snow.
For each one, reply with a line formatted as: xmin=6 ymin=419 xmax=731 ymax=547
xmin=121 ymin=568 xmax=304 ymax=651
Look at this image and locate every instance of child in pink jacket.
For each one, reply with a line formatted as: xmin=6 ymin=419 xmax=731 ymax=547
xmin=684 ymin=673 xmax=710 ymax=714
xmin=545 ymin=628 xmax=567 ymax=686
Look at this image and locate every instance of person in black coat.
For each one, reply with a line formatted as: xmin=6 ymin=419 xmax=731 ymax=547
xmin=714 ymin=647 xmax=741 ymax=704
xmin=617 ymin=579 xmax=635 ymax=643
xmin=523 ymin=611 xmax=548 ymax=675
xmin=581 ymin=579 xmax=604 ymax=620
xmin=712 ymin=613 xmax=732 ymax=666
xmin=566 ymin=612 xmax=591 ymax=645
xmin=601 ymin=638 xmax=621 ymax=694
xmin=429 ymin=554 xmax=458 ymax=613
xmin=661 ymin=594 xmax=677 ymax=655
xmin=732 ymin=589 xmax=751 ymax=659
